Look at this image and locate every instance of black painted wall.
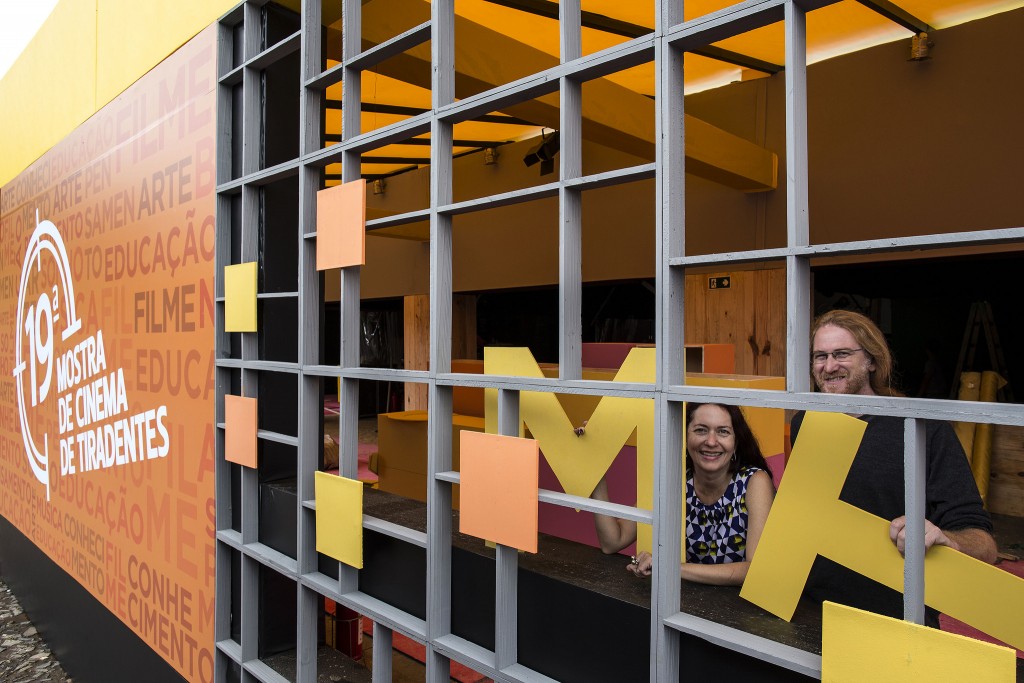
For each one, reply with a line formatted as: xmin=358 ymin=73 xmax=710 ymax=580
xmin=0 ymin=516 xmax=184 ymax=683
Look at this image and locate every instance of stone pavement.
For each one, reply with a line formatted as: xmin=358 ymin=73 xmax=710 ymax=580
xmin=0 ymin=579 xmax=69 ymax=682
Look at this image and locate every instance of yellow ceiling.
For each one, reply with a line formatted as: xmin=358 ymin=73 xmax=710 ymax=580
xmin=319 ymin=0 xmax=1024 ymax=181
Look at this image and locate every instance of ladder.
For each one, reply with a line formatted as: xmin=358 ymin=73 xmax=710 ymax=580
xmin=951 ymin=301 xmax=1013 ymax=402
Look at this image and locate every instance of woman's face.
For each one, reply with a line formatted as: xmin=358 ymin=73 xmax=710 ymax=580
xmin=686 ymin=405 xmax=736 ymax=477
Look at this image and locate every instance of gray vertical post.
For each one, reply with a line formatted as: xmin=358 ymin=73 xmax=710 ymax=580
xmin=654 ymin=1 xmax=685 ymax=681
xmin=337 ymin=0 xmax=363 ymax=596
xmin=372 ymin=622 xmax=394 ymax=682
xmin=296 ymin=584 xmax=319 ymax=682
xmin=558 ymin=0 xmax=582 ymax=382
xmin=427 ymin=1 xmax=456 ymax=682
xmin=785 ymin=1 xmax=811 ymax=393
xmin=494 ymin=389 xmax=521 ymax=670
xmin=903 ymin=417 xmax=926 ymax=624
xmin=295 ymin=1 xmax=324 ymax=681
xmin=239 ymin=3 xmax=263 ymax=667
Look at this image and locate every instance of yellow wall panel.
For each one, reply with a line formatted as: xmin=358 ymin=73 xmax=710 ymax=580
xmin=0 ymin=0 xmax=236 ymax=188
xmin=0 ymin=1 xmax=97 ymax=188
xmin=94 ymin=0 xmax=236 ymax=106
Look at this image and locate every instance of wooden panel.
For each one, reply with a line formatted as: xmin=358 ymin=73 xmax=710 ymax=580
xmin=703 ymin=271 xmax=753 ymax=374
xmin=404 ymin=294 xmax=430 ymax=410
xmin=754 ymin=268 xmax=787 ymax=377
xmin=989 ymin=424 xmax=1024 ymax=517
xmin=684 ymin=268 xmax=785 ymax=377
xmin=405 ymin=293 xmax=476 ymax=410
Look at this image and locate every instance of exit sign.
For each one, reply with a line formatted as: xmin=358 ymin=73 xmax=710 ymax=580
xmin=708 ymin=276 xmax=731 ymax=289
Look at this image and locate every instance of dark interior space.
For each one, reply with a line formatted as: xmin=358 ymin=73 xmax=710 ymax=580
xmin=813 ymin=253 xmax=1024 ymax=402
xmin=476 ymin=280 xmax=657 ymax=364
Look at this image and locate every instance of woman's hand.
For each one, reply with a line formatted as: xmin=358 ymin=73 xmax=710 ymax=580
xmin=627 ymin=551 xmax=653 ymax=577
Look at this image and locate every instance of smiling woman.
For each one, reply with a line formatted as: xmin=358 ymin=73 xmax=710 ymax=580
xmin=591 ymin=402 xmax=776 ymax=586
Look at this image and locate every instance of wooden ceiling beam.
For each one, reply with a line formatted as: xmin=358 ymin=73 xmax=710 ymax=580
xmin=362 ymin=0 xmax=778 ymax=192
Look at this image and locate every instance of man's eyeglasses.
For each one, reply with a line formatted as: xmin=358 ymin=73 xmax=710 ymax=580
xmin=811 ymin=348 xmax=866 ymax=365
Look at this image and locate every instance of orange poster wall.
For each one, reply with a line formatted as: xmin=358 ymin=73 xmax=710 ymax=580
xmin=0 ymin=26 xmax=217 ymax=683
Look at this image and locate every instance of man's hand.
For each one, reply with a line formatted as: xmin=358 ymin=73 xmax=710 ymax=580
xmin=889 ymin=517 xmax=998 ymax=563
xmin=889 ymin=515 xmax=957 ymax=555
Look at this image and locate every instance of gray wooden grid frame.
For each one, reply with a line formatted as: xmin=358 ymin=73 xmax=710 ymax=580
xmin=211 ymin=0 xmax=1024 ymax=681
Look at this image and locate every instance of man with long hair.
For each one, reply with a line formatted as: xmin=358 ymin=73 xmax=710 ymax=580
xmin=792 ymin=309 xmax=995 ymax=623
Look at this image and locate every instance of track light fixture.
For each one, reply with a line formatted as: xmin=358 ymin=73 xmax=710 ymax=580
xmin=522 ymin=130 xmax=560 ymax=176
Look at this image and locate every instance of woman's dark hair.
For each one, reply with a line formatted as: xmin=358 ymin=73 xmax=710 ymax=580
xmin=684 ymin=403 xmax=770 ymax=476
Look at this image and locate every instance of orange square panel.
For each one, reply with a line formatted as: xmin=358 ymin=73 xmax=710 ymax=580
xmin=224 ymin=395 xmax=258 ymax=468
xmin=316 ymin=179 xmax=366 ymax=270
xmin=459 ymin=431 xmax=539 ymax=553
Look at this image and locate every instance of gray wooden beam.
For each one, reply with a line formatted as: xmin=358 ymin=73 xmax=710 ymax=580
xmin=903 ymin=417 xmax=926 ymax=624
xmin=427 ymin=2 xmax=456 ymax=682
xmin=655 ymin=1 xmax=686 ymax=678
xmin=784 ymin=1 xmax=811 ymax=394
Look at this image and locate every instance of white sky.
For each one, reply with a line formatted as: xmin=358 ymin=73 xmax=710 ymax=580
xmin=0 ymin=0 xmax=60 ymax=81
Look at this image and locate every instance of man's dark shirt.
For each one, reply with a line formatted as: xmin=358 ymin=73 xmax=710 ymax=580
xmin=791 ymin=412 xmax=991 ymax=624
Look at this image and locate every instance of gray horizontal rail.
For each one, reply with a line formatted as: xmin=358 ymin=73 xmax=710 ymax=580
xmin=366 ymin=208 xmax=432 ymax=231
xmin=432 ymin=634 xmax=561 ymax=683
xmin=216 ymin=529 xmax=243 ymax=551
xmin=435 ymin=161 xmax=657 ymax=219
xmin=215 ymin=177 xmax=244 ymax=195
xmin=302 ymin=364 xmax=431 ymax=382
xmin=219 ymin=64 xmax=243 ymax=86
xmin=244 ymin=540 xmax=299 ymax=576
xmin=217 ymin=3 xmax=243 ymax=26
xmin=256 ymin=291 xmax=298 ymax=299
xmin=432 ymin=634 xmax=498 ymax=681
xmin=301 ymin=570 xmax=344 ymax=602
xmin=307 ymin=60 xmax=344 ymax=91
xmin=306 ymin=21 xmax=432 ymax=91
xmin=434 ymin=33 xmax=655 ymax=126
xmin=348 ymin=21 xmax=432 ymax=72
xmin=664 ymin=612 xmax=822 ymax=679
xmin=215 ymin=638 xmax=242 ymax=663
xmin=256 ymin=429 xmax=298 ymax=446
xmin=435 ymin=373 xmax=656 ymax=398
xmin=300 ymin=501 xmax=428 ymax=549
xmin=666 ymin=0 xmax=839 ymax=50
xmin=440 ymin=182 xmax=560 ymax=217
xmin=218 ymin=30 xmax=300 ymax=86
xmin=300 ymin=573 xmax=429 ymax=644
xmin=217 ymin=531 xmax=299 ymax=576
xmin=215 ymin=359 xmax=300 ymax=373
xmin=215 ymin=158 xmax=301 ymax=195
xmin=437 ymin=471 xmax=653 ymax=523
xmin=538 ymin=490 xmax=653 ymax=524
xmin=663 ymin=385 xmax=1024 ymax=426
xmin=363 ymin=515 xmax=428 ymax=548
xmin=563 ymin=162 xmax=656 ymax=190
xmin=247 ymin=30 xmax=301 ymax=72
xmin=435 ymin=470 xmax=459 ymax=484
xmin=306 ymin=113 xmax=432 ymax=166
xmin=242 ymin=657 xmax=290 ymax=683
xmin=339 ymin=590 xmax=428 ymax=642
xmin=501 ymin=663 xmax=561 ymax=683
xmin=670 ymin=226 xmax=1024 ymax=267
